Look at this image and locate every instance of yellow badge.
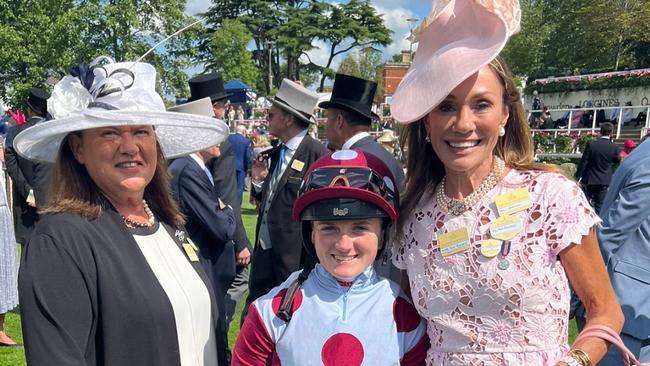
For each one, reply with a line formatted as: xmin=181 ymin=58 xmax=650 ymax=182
xmin=182 ymin=243 xmax=200 ymax=262
xmin=494 ymin=188 xmax=533 ymax=216
xmin=291 ymin=159 xmax=305 ymax=172
xmin=438 ymin=227 xmax=471 ymax=257
xmin=480 ymin=239 xmax=502 ymax=258
xmin=490 ymin=215 xmax=522 ymax=241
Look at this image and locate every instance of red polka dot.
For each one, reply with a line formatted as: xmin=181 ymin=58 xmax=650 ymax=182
xmin=393 ymin=296 xmax=420 ymax=333
xmin=271 ymin=288 xmax=303 ymax=317
xmin=321 ymin=333 xmax=364 ymax=366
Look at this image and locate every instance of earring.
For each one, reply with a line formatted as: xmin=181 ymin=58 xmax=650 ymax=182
xmin=425 ymin=136 xmax=431 ymax=143
xmin=498 ymin=126 xmax=506 ymax=137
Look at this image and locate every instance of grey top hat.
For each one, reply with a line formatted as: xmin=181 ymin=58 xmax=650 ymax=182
xmin=268 ymin=79 xmax=319 ymax=124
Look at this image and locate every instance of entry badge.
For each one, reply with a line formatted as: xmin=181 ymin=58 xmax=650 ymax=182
xmin=490 ymin=215 xmax=523 ymax=241
xmin=291 ymin=159 xmax=305 ymax=172
xmin=480 ymin=239 xmax=502 ymax=258
xmin=438 ymin=227 xmax=471 ymax=257
xmin=494 ymin=188 xmax=533 ymax=216
xmin=183 ymin=243 xmax=200 ymax=262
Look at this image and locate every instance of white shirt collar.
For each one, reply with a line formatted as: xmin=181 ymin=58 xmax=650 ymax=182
xmin=284 ymin=128 xmax=308 ymax=151
xmin=342 ymin=131 xmax=371 ymax=150
xmin=189 ymin=153 xmax=207 ymax=170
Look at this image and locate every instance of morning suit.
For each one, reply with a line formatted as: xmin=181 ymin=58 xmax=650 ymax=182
xmin=575 ymin=136 xmax=620 ymax=213
xmin=227 ymin=133 xmax=251 ymax=205
xmin=208 ymin=139 xmax=253 ymax=329
xmin=594 ymin=140 xmax=650 ymax=363
xmin=247 ymin=133 xmax=327 ymax=305
xmin=4 ymin=117 xmax=52 ymax=244
xmin=169 ymin=155 xmax=236 ymax=360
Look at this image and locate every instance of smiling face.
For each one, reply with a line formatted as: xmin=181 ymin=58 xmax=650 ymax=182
xmin=424 ymin=65 xmax=509 ymax=176
xmin=69 ymin=125 xmax=157 ymax=202
xmin=311 ymin=218 xmax=383 ymax=281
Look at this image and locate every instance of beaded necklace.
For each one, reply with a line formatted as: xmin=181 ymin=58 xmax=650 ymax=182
xmin=436 ymin=156 xmax=505 ymax=216
xmin=121 ymin=199 xmax=156 ymax=228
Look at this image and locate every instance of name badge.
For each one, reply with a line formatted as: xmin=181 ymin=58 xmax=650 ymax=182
xmin=495 ymin=188 xmax=533 ymax=216
xmin=183 ymin=243 xmax=200 ymax=262
xmin=490 ymin=215 xmax=523 ymax=241
xmin=438 ymin=227 xmax=471 ymax=257
xmin=291 ymin=159 xmax=305 ymax=172
xmin=480 ymin=239 xmax=502 ymax=258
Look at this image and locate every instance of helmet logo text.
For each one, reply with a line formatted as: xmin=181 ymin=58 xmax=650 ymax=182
xmin=333 ymin=208 xmax=349 ymax=216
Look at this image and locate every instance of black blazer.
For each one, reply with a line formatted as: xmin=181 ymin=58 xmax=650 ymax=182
xmin=169 ymin=156 xmax=236 ymax=300
xmin=252 ymin=134 xmax=327 ymax=284
xmin=19 ymin=210 xmax=223 ymax=366
xmin=350 ymin=135 xmax=405 ymax=191
xmin=576 ymin=137 xmax=621 ymax=185
xmin=4 ymin=117 xmax=52 ymax=243
xmin=209 ymin=140 xmax=252 ymax=254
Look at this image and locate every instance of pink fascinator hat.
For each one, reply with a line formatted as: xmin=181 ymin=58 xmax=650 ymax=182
xmin=390 ymin=0 xmax=521 ymax=124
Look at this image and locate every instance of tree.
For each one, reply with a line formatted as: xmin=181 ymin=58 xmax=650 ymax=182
xmin=0 ymin=0 xmax=199 ymax=108
xmin=201 ymin=0 xmax=391 ymax=94
xmin=501 ymin=0 xmax=551 ymax=76
xmin=309 ymin=0 xmax=392 ymax=91
xmin=208 ymin=19 xmax=259 ymax=88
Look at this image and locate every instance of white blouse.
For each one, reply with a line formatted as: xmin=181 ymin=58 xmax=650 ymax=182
xmin=133 ymin=225 xmax=217 ymax=366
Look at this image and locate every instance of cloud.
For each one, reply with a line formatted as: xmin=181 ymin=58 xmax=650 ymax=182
xmin=184 ymin=0 xmax=211 ymax=16
xmin=374 ymin=5 xmax=420 ymax=58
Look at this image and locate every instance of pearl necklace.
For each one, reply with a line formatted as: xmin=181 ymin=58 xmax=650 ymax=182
xmin=122 ymin=200 xmax=156 ymax=228
xmin=436 ymin=156 xmax=506 ymax=216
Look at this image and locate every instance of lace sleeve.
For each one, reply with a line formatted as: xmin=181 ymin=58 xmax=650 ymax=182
xmin=541 ymin=173 xmax=601 ymax=257
xmin=391 ymin=233 xmax=407 ymax=270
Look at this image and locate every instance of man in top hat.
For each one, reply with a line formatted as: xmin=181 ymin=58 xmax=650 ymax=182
xmin=187 ymin=73 xmax=254 ymax=334
xmin=319 ymin=74 xmax=405 ymax=281
xmin=244 ymin=79 xmax=327 ymax=313
xmin=4 ymin=88 xmax=53 ymax=244
xmin=320 ymin=73 xmax=405 ymax=190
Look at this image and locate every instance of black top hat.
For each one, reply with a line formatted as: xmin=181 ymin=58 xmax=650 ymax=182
xmin=26 ymin=88 xmax=50 ymax=116
xmin=188 ymin=73 xmax=232 ymax=102
xmin=318 ymin=74 xmax=379 ymax=123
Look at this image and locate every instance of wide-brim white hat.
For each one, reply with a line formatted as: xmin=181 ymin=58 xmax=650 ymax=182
xmin=14 ymin=60 xmax=229 ymax=162
xmin=268 ymin=78 xmax=319 ymax=124
xmin=390 ymin=0 xmax=521 ymax=124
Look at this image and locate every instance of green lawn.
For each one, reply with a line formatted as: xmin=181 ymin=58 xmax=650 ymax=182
xmin=0 ymin=191 xmax=581 ymax=365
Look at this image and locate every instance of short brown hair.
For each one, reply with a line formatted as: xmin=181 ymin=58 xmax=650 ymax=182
xmin=397 ymin=57 xmax=557 ymax=232
xmin=41 ymin=132 xmax=185 ymax=228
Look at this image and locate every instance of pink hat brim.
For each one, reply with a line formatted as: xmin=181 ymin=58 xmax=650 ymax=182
xmin=391 ymin=0 xmax=509 ymax=124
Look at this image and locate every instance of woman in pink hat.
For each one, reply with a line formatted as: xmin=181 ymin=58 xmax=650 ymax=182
xmin=390 ymin=1 xmax=624 ymax=365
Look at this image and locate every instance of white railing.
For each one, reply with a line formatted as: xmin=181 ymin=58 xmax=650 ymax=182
xmin=527 ymin=105 xmax=650 ymax=140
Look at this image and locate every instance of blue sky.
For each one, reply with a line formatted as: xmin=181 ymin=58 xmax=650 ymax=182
xmin=184 ymin=0 xmax=432 ymax=80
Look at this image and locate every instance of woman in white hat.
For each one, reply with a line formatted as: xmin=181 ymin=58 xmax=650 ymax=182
xmin=390 ymin=1 xmax=624 ymax=365
xmin=15 ymin=59 xmax=230 ymax=366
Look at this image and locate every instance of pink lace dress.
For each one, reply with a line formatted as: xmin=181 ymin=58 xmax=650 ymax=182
xmin=393 ymin=169 xmax=600 ymax=365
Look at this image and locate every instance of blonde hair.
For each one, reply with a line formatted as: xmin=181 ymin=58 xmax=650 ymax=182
xmin=397 ymin=57 xmax=558 ymax=232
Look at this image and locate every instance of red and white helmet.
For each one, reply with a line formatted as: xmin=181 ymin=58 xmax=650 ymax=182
xmin=293 ymin=149 xmax=399 ymax=223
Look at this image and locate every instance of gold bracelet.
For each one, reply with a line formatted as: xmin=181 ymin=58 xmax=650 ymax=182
xmin=568 ymin=350 xmax=593 ymax=366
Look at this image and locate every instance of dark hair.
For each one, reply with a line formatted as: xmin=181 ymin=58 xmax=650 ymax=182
xmin=397 ymin=56 xmax=558 ymax=232
xmin=41 ymin=132 xmax=185 ymax=228
xmin=337 ymin=108 xmax=371 ymax=127
xmin=600 ymin=122 xmax=614 ymax=136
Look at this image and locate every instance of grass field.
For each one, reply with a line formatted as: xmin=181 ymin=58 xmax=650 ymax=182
xmin=0 ymin=191 xmax=580 ymax=365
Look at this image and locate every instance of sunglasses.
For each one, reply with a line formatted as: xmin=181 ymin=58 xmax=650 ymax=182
xmin=299 ymin=167 xmax=397 ymax=206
